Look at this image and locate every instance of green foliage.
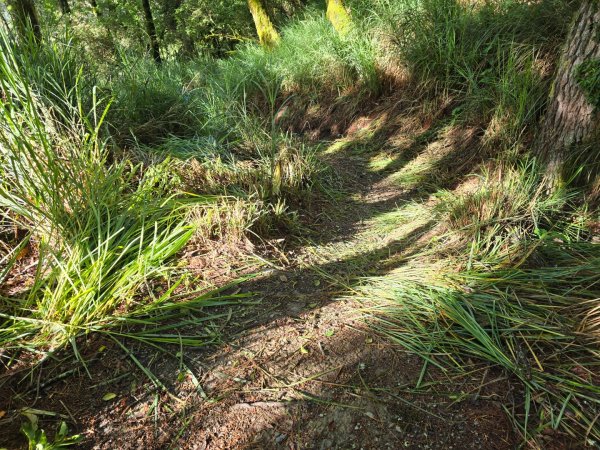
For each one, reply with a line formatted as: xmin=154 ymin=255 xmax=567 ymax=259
xmin=174 ymin=0 xmax=255 ymax=56
xmin=355 ymin=0 xmax=575 ymax=143
xmin=0 ymin=27 xmax=214 ymax=351
xmin=437 ymin=159 xmax=571 ymax=261
xmin=21 ymin=415 xmax=81 ymax=450
xmin=218 ymin=11 xmax=380 ymax=99
xmin=107 ymin=56 xmax=205 ymax=143
xmin=0 ymin=15 xmax=328 ymax=355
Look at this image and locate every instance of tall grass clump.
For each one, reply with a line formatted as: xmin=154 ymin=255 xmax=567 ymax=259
xmin=216 ymin=11 xmax=381 ymax=102
xmin=435 ymin=159 xmax=576 ymax=263
xmin=365 ymin=246 xmax=600 ymax=444
xmin=106 ymin=55 xmax=206 ymax=144
xmin=108 ymin=43 xmax=329 ymax=234
xmin=0 ymin=29 xmax=218 ymax=353
xmin=360 ymin=0 xmax=574 ymax=143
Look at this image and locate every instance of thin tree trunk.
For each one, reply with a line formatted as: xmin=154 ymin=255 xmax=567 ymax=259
xmin=142 ymin=0 xmax=161 ymax=64
xmin=536 ymin=0 xmax=600 ymax=175
xmin=58 ymin=0 xmax=71 ymax=15
xmin=9 ymin=0 xmax=42 ymax=43
xmin=248 ymin=0 xmax=280 ymax=48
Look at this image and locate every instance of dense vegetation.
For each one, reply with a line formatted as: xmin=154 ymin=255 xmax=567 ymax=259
xmin=0 ymin=0 xmax=599 ymax=447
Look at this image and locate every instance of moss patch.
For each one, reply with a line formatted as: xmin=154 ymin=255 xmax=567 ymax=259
xmin=575 ymin=58 xmax=600 ymax=110
xmin=326 ymin=0 xmax=352 ymax=35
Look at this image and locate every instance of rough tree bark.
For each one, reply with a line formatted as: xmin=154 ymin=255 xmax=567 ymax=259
xmin=141 ymin=0 xmax=162 ymax=64
xmin=536 ymin=0 xmax=600 ymax=174
xmin=8 ymin=0 xmax=42 ymax=43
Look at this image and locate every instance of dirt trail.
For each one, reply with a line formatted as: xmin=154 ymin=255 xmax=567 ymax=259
xmin=0 ymin=115 xmax=514 ymax=449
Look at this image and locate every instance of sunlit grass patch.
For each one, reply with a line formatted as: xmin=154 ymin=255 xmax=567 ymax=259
xmin=323 ymin=138 xmax=381 ymax=157
xmin=368 ymin=201 xmax=432 ymax=235
xmin=368 ymin=153 xmax=395 ymax=172
xmin=359 ymin=153 xmax=600 ymax=444
xmin=385 ymin=157 xmax=434 ymax=188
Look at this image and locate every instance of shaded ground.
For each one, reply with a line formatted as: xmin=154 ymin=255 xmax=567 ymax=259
xmin=0 ymin=102 xmax=516 ymax=449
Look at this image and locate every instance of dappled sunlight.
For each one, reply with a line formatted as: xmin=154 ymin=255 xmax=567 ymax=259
xmin=2 ymin=0 xmax=598 ymax=447
xmin=368 ymin=152 xmax=395 ymax=172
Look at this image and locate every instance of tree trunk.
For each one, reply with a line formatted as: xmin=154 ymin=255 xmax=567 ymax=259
xmin=0 ymin=2 xmax=12 ymax=29
xmin=537 ymin=0 xmax=600 ymax=174
xmin=161 ymin=0 xmax=182 ymax=36
xmin=142 ymin=0 xmax=162 ymax=64
xmin=326 ymin=0 xmax=352 ymax=35
xmin=58 ymin=0 xmax=71 ymax=15
xmin=8 ymin=0 xmax=42 ymax=43
xmin=248 ymin=0 xmax=280 ymax=48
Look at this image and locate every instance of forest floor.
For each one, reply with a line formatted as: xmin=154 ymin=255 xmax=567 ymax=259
xmin=0 ymin=106 xmax=520 ymax=449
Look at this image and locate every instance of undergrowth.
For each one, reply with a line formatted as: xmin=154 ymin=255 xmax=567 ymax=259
xmin=1 ymin=0 xmax=599 ymax=448
xmin=354 ymin=0 xmax=573 ymax=143
xmin=0 ymin=21 xmax=322 ymax=361
xmin=340 ymin=0 xmax=600 ymax=446
xmin=0 ymin=28 xmax=235 ymax=354
xmin=362 ymin=156 xmax=600 ymax=446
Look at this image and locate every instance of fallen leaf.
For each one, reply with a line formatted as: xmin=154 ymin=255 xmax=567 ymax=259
xmin=102 ymin=393 xmax=117 ymax=401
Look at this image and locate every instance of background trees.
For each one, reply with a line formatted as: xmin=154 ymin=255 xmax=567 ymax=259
xmin=141 ymin=0 xmax=161 ymax=63
xmin=58 ymin=0 xmax=71 ymax=15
